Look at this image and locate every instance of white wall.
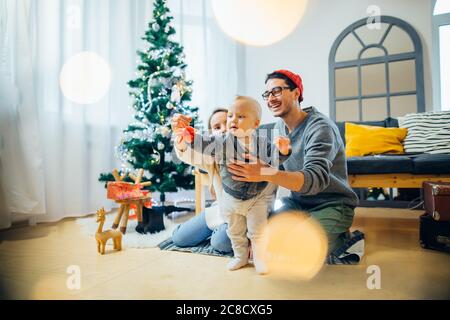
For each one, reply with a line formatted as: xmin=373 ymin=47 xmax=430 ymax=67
xmin=243 ymin=0 xmax=434 ymax=124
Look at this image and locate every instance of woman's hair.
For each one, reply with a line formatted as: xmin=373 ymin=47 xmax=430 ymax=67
xmin=205 ymin=108 xmax=228 ymax=199
xmin=208 ymin=108 xmax=228 ymax=130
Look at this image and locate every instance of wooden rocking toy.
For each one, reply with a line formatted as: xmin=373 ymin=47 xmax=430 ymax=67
xmin=96 ymin=207 xmax=123 ymax=255
xmin=110 ymin=169 xmax=152 ymax=234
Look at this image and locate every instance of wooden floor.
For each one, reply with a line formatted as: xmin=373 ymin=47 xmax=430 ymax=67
xmin=0 ymin=207 xmax=449 ymax=300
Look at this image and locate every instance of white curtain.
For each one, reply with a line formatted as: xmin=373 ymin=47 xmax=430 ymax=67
xmin=0 ymin=0 xmax=240 ymax=228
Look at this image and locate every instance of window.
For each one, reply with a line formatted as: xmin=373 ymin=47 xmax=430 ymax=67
xmin=433 ymin=0 xmax=450 ymax=111
xmin=168 ymin=0 xmax=240 ymax=126
xmin=329 ymin=16 xmax=425 ymax=121
xmin=433 ymin=0 xmax=450 ymax=15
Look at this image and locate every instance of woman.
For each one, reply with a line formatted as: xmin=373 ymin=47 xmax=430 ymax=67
xmin=171 ymin=108 xmax=233 ymax=253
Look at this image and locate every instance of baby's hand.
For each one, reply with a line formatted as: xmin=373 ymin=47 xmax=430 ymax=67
xmin=274 ymin=136 xmax=291 ymax=155
xmin=171 ymin=114 xmax=192 ymax=135
xmin=175 ymin=126 xmax=195 ymax=144
xmin=182 ymin=126 xmax=195 ymax=144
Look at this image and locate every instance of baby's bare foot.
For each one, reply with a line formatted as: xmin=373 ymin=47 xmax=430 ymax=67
xmin=227 ymin=258 xmax=248 ymax=271
xmin=253 ymin=258 xmax=269 ymax=275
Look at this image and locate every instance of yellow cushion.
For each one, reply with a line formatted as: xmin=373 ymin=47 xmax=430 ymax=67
xmin=345 ymin=122 xmax=408 ymax=157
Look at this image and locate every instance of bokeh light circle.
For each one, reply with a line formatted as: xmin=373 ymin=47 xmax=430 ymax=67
xmin=211 ymin=0 xmax=308 ymax=46
xmin=262 ymin=211 xmax=328 ymax=280
xmin=59 ymin=51 xmax=111 ymax=104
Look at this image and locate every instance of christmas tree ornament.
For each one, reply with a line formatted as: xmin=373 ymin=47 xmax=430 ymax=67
xmin=170 ymin=85 xmax=181 ymax=103
xmin=160 ymin=126 xmax=171 ymax=138
xmin=152 ymin=151 xmax=161 ymax=164
xmin=173 ymin=68 xmax=182 ymax=78
xmin=160 ymin=77 xmax=170 ymax=87
xmin=152 ymin=22 xmax=160 ymax=32
xmin=157 ymin=142 xmax=165 ymax=150
xmin=166 ymin=102 xmax=174 ymax=110
xmin=150 ymin=76 xmax=159 ymax=87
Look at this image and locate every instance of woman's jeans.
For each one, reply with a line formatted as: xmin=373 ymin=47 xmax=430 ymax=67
xmin=273 ymin=198 xmax=355 ymax=253
xmin=172 ymin=198 xmax=354 ymax=255
xmin=172 ymin=212 xmax=233 ymax=254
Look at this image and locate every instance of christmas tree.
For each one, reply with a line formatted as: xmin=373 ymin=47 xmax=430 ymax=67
xmin=99 ymin=0 xmax=199 ymax=203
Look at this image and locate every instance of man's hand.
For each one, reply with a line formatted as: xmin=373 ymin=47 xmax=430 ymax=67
xmin=227 ymin=154 xmax=277 ymax=183
xmin=274 ymin=136 xmax=291 ymax=156
xmin=228 ymin=153 xmax=305 ymax=192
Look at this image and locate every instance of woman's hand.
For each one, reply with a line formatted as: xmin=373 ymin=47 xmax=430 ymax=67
xmin=227 ymin=154 xmax=277 ymax=183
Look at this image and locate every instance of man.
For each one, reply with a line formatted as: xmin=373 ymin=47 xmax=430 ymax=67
xmin=227 ymin=69 xmax=359 ymax=253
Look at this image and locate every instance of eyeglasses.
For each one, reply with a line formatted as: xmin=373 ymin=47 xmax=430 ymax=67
xmin=261 ymin=86 xmax=292 ymax=100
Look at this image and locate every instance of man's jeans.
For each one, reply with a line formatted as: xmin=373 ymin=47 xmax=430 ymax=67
xmin=172 ymin=198 xmax=355 ymax=255
xmin=172 ymin=212 xmax=232 ymax=253
xmin=272 ymin=197 xmax=355 ymax=253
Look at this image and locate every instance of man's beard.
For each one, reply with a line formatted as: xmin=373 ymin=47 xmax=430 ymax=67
xmin=274 ymin=105 xmax=293 ymax=119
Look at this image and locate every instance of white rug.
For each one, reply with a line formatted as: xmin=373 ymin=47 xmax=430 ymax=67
xmin=76 ymin=212 xmax=180 ymax=249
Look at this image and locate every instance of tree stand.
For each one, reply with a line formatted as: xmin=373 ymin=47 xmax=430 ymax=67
xmin=136 ymin=206 xmax=166 ymax=234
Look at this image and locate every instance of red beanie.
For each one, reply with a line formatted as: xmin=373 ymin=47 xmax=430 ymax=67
xmin=274 ymin=69 xmax=303 ymax=101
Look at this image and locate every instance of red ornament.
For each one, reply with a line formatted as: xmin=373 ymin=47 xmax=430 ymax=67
xmin=181 ymin=126 xmax=195 ymax=144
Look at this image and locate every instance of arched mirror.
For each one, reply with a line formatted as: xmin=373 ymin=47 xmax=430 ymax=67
xmin=329 ymin=16 xmax=425 ymax=121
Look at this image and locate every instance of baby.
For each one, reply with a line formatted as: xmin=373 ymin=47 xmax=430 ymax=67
xmin=174 ymin=96 xmax=291 ymax=274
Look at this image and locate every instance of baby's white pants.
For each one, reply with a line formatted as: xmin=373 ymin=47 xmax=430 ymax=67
xmin=222 ymin=184 xmax=277 ymax=270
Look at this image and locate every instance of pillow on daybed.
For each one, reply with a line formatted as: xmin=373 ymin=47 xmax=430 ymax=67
xmin=345 ymin=122 xmax=408 ymax=157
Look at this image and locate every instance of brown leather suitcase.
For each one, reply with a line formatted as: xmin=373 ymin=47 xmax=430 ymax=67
xmin=419 ymin=214 xmax=450 ymax=253
xmin=423 ymin=182 xmax=450 ymax=221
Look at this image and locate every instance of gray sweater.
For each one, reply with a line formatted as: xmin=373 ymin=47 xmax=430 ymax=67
xmin=272 ymin=106 xmax=358 ymax=208
xmin=189 ymin=132 xmax=289 ymax=201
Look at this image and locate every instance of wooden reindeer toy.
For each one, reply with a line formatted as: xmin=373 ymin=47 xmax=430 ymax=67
xmin=95 ymin=207 xmax=123 ymax=255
